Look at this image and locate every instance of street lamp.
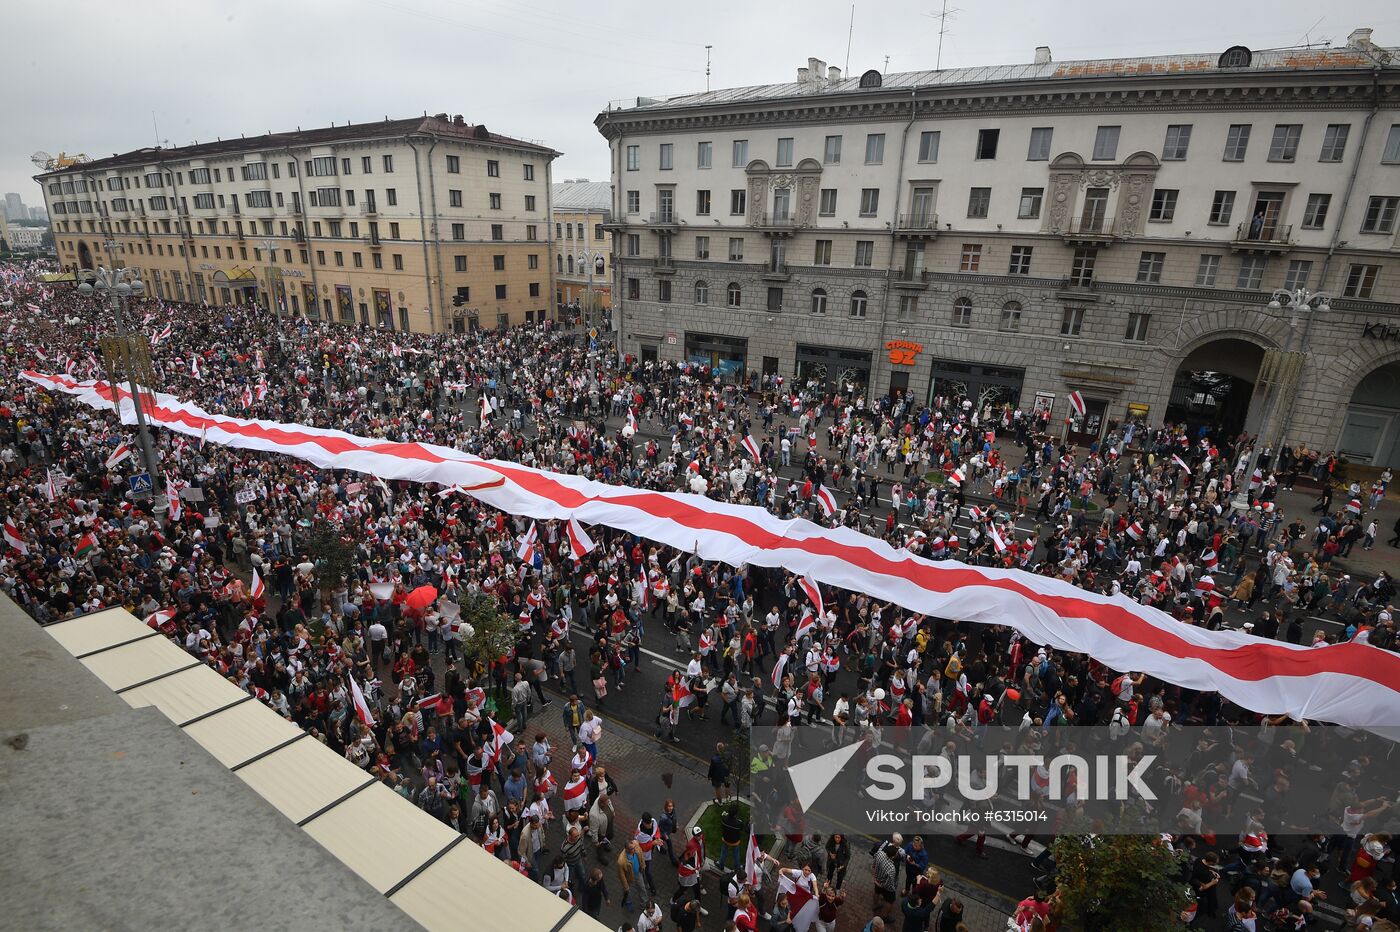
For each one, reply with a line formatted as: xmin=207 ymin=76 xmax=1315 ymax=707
xmin=1230 ymin=286 xmax=1332 ymax=513
xmin=79 ymin=265 xmax=168 ymax=525
xmin=576 ymin=245 xmax=601 ymax=332
xmin=261 ymin=238 xmax=279 ymax=314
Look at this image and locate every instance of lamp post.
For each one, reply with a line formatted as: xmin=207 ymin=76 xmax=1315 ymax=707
xmin=261 ymin=238 xmax=279 ymax=315
xmin=80 ymin=265 xmax=168 ymax=525
xmin=1230 ymin=286 xmax=1332 ymax=512
xmin=576 ymin=244 xmax=598 ymax=332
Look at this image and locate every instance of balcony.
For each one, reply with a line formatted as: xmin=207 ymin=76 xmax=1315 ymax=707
xmin=895 ymin=212 xmax=940 ymax=237
xmin=1232 ymin=221 xmax=1293 ymax=253
xmin=753 ymin=212 xmax=800 ymax=234
xmin=760 ymin=263 xmax=791 ymax=281
xmin=359 ymin=203 xmax=379 ymax=217
xmin=1060 ymin=216 xmax=1121 ymax=245
xmin=652 ymin=255 xmax=676 ymax=274
xmin=363 ymin=234 xmax=382 ymax=248
xmin=894 ymin=267 xmax=931 ymax=289
xmin=647 ymin=210 xmax=678 ymax=230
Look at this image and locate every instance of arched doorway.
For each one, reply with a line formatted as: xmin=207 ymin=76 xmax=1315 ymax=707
xmin=77 ymin=241 xmax=94 ymax=270
xmin=1339 ymin=361 xmax=1400 ymax=467
xmin=1167 ymin=338 xmax=1265 ymax=439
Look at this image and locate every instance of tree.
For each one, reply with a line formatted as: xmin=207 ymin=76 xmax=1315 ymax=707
xmin=305 ymin=520 xmax=355 ymax=601
xmin=458 ymin=592 xmax=519 ymax=668
xmin=1050 ymin=833 xmax=1189 ymax=932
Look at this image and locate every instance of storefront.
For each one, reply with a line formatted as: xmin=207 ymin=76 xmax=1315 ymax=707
xmin=794 ymin=344 xmax=873 ymax=394
xmin=685 ymin=332 xmax=748 ymax=380
xmin=928 ymin=358 xmax=1025 ymax=414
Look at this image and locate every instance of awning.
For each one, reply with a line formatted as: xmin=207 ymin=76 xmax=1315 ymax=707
xmin=40 ymin=272 xmax=77 ymax=282
xmin=211 ymin=266 xmax=257 ymax=286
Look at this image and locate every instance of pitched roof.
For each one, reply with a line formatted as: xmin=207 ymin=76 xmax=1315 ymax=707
xmin=40 ymin=116 xmax=559 ymax=176
xmin=551 ymin=181 xmax=612 ymax=212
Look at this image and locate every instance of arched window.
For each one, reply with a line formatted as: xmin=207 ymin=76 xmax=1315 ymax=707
xmin=694 ymin=280 xmax=709 ymax=305
xmin=1218 ymin=46 xmax=1252 ymax=68
xmin=952 ymin=297 xmax=973 ymax=327
xmin=727 ymin=282 xmax=742 ymax=308
xmin=556 ymin=254 xmax=564 ymax=273
xmin=567 ymin=255 xmax=575 ymax=274
xmin=849 ymin=289 xmax=868 ymax=318
xmin=999 ymin=300 xmax=1022 ymax=331
xmin=810 ymin=288 xmax=827 ymax=315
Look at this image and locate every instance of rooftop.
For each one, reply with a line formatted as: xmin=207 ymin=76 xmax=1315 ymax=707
xmin=551 ymin=180 xmax=612 ymax=212
xmin=603 ymin=30 xmax=1397 ymax=115
xmin=38 ymin=114 xmax=561 ymax=178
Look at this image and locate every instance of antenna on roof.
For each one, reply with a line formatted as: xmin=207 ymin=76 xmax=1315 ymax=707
xmin=884 ymin=54 xmax=890 ymax=71
xmin=926 ymin=0 xmax=960 ymax=70
xmin=845 ymin=5 xmax=854 ymax=74
xmin=705 ymin=45 xmax=712 ymax=91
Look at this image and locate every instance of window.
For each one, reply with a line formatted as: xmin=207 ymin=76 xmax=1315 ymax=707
xmin=732 ymin=139 xmax=748 ymax=167
xmin=358 ymin=156 xmax=372 ymax=174
xmin=492 ymin=254 xmax=506 ymax=271
xmin=246 ymin=190 xmax=272 ymax=208
xmin=918 ymin=131 xmax=940 ymax=162
xmin=1136 ymin=251 xmax=1165 ymax=283
xmin=389 ymin=221 xmax=400 ymax=237
xmin=1361 ymin=196 xmax=1398 ymax=234
xmin=659 ymin=280 xmax=673 ymax=303
xmin=341 ymin=157 xmax=352 ymax=175
xmin=810 ymin=288 xmax=827 ymax=315
xmin=1149 ymin=189 xmax=1178 ymax=221
xmin=952 ymin=297 xmax=973 ymax=327
xmin=626 ymin=234 xmax=640 ymax=256
xmin=1302 ymin=193 xmax=1331 ymax=229
xmin=999 ymin=301 xmax=1022 ymax=331
xmin=967 ymin=187 xmax=991 ymax=219
xmin=659 ymin=143 xmax=673 ymax=170
xmin=1008 ymin=245 xmax=1033 ymax=275
xmin=824 ymin=135 xmax=842 ymax=164
xmin=696 ymin=190 xmax=711 ymax=215
xmin=1268 ymin=124 xmax=1302 ymax=162
xmin=854 ymin=241 xmax=874 ymax=267
xmin=190 ymin=167 xmax=212 ymax=184
xmin=730 ymin=190 xmax=746 ymax=216
xmin=1320 ymin=124 xmax=1350 ymax=162
xmin=728 ymin=237 xmax=744 ymax=261
xmin=528 ymin=254 xmax=538 ymax=269
xmin=817 ymin=189 xmax=837 ymax=217
xmin=1070 ymin=248 xmax=1097 ymax=286
xmin=1162 ymin=124 xmax=1193 ymax=160
xmin=1017 ymin=188 xmax=1043 ymax=220
xmin=382 ymin=154 xmax=394 ymax=173
xmin=813 ymin=239 xmax=832 ymax=265
xmin=849 ymin=290 xmax=868 ymax=318
xmin=489 ymin=193 xmax=502 ymax=210
xmin=975 ymin=128 xmax=1000 ymax=160
xmin=446 ymin=155 xmax=460 ymax=173
xmin=776 ymin=138 xmax=793 ymax=167
xmin=865 ymin=134 xmax=885 ymax=164
xmin=451 ymin=222 xmax=465 ymax=240
xmin=1060 ymin=306 xmax=1084 ymax=336
xmin=897 ymin=294 xmax=919 ymax=318
xmin=1124 ymin=312 xmax=1151 ymax=342
xmin=959 ymin=243 xmax=982 ymax=272
xmin=1092 ymin=126 xmax=1120 ymax=161
xmin=1283 ymin=259 xmax=1313 ymax=291
xmin=626 ymin=190 xmax=640 ymax=214
xmin=860 ymin=188 xmax=880 ymax=216
xmin=193 ymin=193 xmax=215 ymax=210
xmin=523 ymin=195 xmax=536 ymax=212
xmin=1195 ymin=254 xmax=1221 ymax=286
xmin=449 ymin=189 xmax=463 ymax=208
xmin=488 ymin=223 xmax=503 ymax=241
xmin=1237 ymin=255 xmax=1267 ymax=290
xmin=727 ymin=282 xmax=742 ymax=307
xmin=524 ymin=164 xmax=534 ymax=180
xmin=454 ymin=255 xmax=467 ymax=272
xmin=393 ymin=253 xmax=403 ymax=270
xmin=334 ymin=251 xmax=344 ymax=267
xmin=767 ymin=287 xmax=783 ymax=311
xmin=241 ymin=162 xmax=268 ymax=181
xmin=1384 ymin=125 xmax=1400 ymax=163
xmin=697 ymin=141 xmax=712 ymax=169
xmin=1343 ymin=264 xmax=1380 ymax=299
xmin=695 ymin=235 xmax=709 ymax=259
xmin=625 ymin=146 xmax=639 ymax=171
xmin=694 ymin=280 xmax=709 ymax=304
xmin=1209 ymin=190 xmax=1236 ymax=225
xmin=386 ymin=188 xmax=397 ymax=206
xmin=1027 ymin=127 xmax=1053 ymax=161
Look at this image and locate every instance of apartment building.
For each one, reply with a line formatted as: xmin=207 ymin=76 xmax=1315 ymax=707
xmin=37 ymin=114 xmax=560 ymax=332
xmin=597 ymin=31 xmax=1400 ymax=466
xmin=551 ymin=180 xmax=613 ymax=313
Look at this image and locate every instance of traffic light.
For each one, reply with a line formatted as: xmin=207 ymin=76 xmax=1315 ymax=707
xmin=452 ymin=294 xmax=464 ymax=307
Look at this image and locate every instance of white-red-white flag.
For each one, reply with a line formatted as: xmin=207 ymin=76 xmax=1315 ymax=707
xmin=989 ymin=525 xmax=1008 ymax=552
xmin=516 ymin=522 xmax=538 ymax=562
xmin=105 ymin=442 xmax=132 ymax=471
xmin=190 ymin=355 xmax=202 ymax=380
xmin=799 ymin=575 xmax=824 ymax=619
xmin=741 ymin=434 xmax=761 ymax=462
xmin=815 ymin=485 xmax=837 ymax=517
xmin=1068 ymin=391 xmax=1086 ymax=417
xmin=349 ymin=675 xmax=376 ymax=727
xmin=1171 ymin=453 xmax=1191 ymax=472
xmin=566 ymin=517 xmax=596 ymax=561
xmin=250 ymin=567 xmax=265 ymax=601
xmin=3 ymin=520 xmax=27 ymax=554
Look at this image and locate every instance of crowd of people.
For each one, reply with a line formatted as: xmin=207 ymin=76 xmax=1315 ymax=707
xmin=3 ymin=256 xmax=1399 ymax=931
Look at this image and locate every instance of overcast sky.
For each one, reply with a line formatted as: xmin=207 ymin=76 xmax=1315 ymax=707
xmin=2 ymin=0 xmax=1394 ymax=205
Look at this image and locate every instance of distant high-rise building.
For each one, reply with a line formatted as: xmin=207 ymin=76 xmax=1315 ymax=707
xmin=3 ymin=193 xmax=25 ymax=221
xmin=28 ymin=205 xmax=47 ymax=221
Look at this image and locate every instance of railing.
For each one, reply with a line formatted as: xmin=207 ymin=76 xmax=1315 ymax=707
xmin=1065 ymin=215 xmax=1116 ymax=236
xmin=897 ymin=267 xmax=932 ymax=283
xmin=896 ymin=212 xmax=939 ymax=231
xmin=761 ymin=263 xmax=791 ymax=279
xmin=360 ymin=203 xmax=378 ymax=216
xmin=753 ymin=212 xmax=799 ymax=229
xmin=1235 ymin=221 xmax=1292 ymax=245
xmin=648 ymin=210 xmax=677 ymax=225
xmin=363 ymin=234 xmax=382 ymax=247
xmin=652 ymin=256 xmax=675 ymax=269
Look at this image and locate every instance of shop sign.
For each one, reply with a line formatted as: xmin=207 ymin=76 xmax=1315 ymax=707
xmin=885 ymin=339 xmax=923 ymax=365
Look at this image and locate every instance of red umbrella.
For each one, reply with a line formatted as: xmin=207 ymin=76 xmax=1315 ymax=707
xmin=405 ymin=585 xmax=438 ymax=613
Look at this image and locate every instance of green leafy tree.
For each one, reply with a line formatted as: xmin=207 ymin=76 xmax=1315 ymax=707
xmin=306 ymin=520 xmax=355 ymax=600
xmin=1050 ymin=833 xmax=1189 ymax=932
xmin=458 ymin=592 xmax=519 ymax=667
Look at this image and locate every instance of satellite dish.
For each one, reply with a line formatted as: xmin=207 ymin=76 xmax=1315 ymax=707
xmin=31 ymin=151 xmax=53 ymax=169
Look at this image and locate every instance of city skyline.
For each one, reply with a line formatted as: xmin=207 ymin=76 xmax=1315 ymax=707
xmin=1 ymin=0 xmax=1391 ymax=200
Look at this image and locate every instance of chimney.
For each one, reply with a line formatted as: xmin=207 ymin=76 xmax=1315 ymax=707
xmin=828 ymin=65 xmax=842 ymax=82
xmin=808 ymin=57 xmax=826 ymax=83
xmin=797 ymin=66 xmax=811 ymax=84
xmin=1348 ymin=27 xmax=1375 ymax=50
xmin=453 ymin=114 xmax=465 ymax=125
xmin=1034 ymin=46 xmax=1052 ymax=65
xmin=433 ymin=112 xmax=448 ymax=120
